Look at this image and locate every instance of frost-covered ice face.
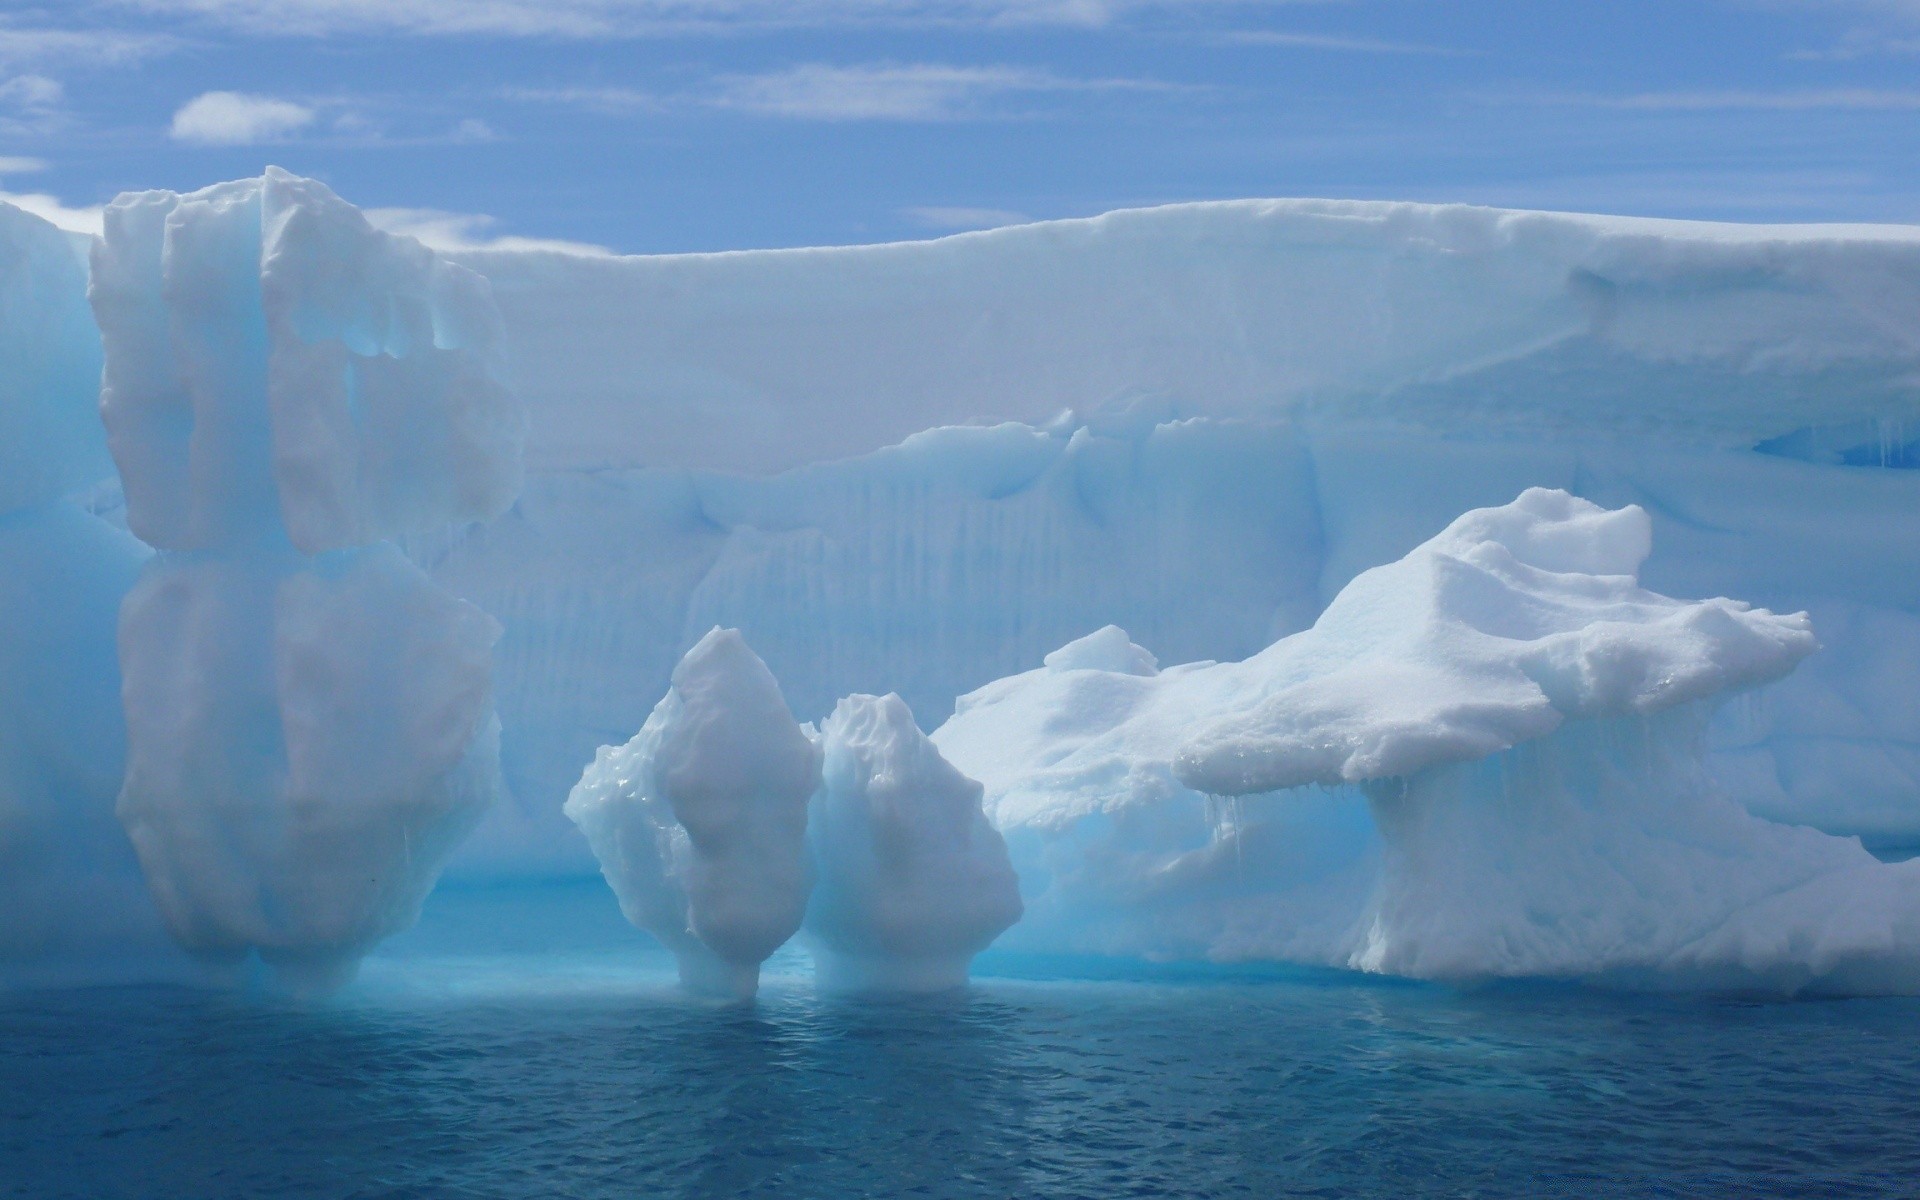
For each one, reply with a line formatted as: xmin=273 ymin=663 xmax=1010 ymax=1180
xmin=115 ymin=546 xmax=503 ymax=992
xmin=805 ymin=693 xmax=1021 ymax=992
xmin=565 ymin=628 xmax=818 ymax=999
xmin=932 ymin=489 xmax=1920 ymax=993
xmin=0 ymin=201 xmax=108 ymax=516
xmin=89 ymin=168 xmax=523 ymax=554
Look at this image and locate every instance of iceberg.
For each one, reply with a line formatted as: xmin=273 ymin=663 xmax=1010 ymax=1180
xmin=564 ymin=628 xmax=819 ymax=999
xmin=935 ymin=490 xmax=1920 ymax=993
xmin=806 ymin=693 xmax=1021 ymax=991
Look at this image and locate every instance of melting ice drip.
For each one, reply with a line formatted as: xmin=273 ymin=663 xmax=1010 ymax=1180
xmin=935 ymin=489 xmax=1920 ymax=994
xmin=91 ymin=169 xmax=524 ymax=991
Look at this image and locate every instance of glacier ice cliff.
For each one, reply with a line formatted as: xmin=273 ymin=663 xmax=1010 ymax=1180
xmin=936 ymin=491 xmax=1920 ymax=993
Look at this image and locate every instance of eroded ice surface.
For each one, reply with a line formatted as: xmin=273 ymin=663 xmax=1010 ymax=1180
xmin=91 ymin=167 xmax=522 ymax=554
xmin=806 ymin=693 xmax=1021 ymax=992
xmin=565 ymin=629 xmax=818 ymax=999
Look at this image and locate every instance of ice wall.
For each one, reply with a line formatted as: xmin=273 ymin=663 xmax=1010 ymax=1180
xmin=935 ymin=491 xmax=1920 ymax=993
xmin=0 ymin=201 xmax=176 ymax=985
xmin=416 ymin=201 xmax=1920 ymax=876
xmin=92 ymin=170 xmax=520 ymax=989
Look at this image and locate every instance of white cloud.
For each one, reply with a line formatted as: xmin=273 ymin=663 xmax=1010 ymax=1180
xmin=104 ymin=0 xmax=1281 ymax=38
xmin=365 ymin=206 xmax=613 ymax=256
xmin=0 ymin=190 xmax=105 ymax=236
xmin=0 ymin=155 xmax=47 ymax=174
xmin=169 ymin=91 xmax=316 ymax=143
xmin=711 ymin=62 xmax=1174 ymax=120
xmin=903 ymin=204 xmax=1031 ymax=229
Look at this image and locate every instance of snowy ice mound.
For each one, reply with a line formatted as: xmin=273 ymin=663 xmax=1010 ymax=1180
xmin=116 ymin=547 xmax=503 ymax=992
xmin=90 ymin=166 xmax=522 ymax=554
xmin=805 ymin=693 xmax=1021 ymax=992
xmin=936 ymin=489 xmax=1920 ymax=993
xmin=565 ymin=628 xmax=819 ymax=999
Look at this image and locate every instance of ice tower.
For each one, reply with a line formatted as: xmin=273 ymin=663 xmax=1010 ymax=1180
xmin=91 ymin=169 xmax=523 ymax=990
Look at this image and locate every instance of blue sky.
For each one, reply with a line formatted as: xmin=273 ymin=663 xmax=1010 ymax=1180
xmin=2 ymin=1 xmax=1919 ymax=253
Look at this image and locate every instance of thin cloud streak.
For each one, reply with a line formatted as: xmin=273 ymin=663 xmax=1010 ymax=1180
xmin=710 ymin=62 xmax=1180 ymax=120
xmin=1592 ymin=88 xmax=1920 ymax=111
xmin=1215 ymin=29 xmax=1464 ymax=54
xmin=101 ymin=0 xmax=1305 ymax=38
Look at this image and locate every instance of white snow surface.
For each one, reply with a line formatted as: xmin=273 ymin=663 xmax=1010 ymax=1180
xmin=806 ymin=693 xmax=1021 ymax=991
xmin=564 ymin=628 xmax=819 ymax=999
xmin=453 ymin=199 xmax=1920 ymax=476
xmin=91 ymin=167 xmax=523 ymax=554
xmin=934 ymin=491 xmax=1920 ymax=992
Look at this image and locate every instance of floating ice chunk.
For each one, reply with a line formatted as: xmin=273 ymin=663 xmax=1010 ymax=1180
xmin=0 ymin=200 xmax=108 ymax=514
xmin=90 ymin=167 xmax=523 ymax=553
xmin=115 ymin=545 xmax=503 ymax=991
xmin=1043 ymin=625 xmax=1159 ymax=676
xmin=805 ymin=693 xmax=1020 ymax=992
xmin=564 ymin=628 xmax=818 ymax=999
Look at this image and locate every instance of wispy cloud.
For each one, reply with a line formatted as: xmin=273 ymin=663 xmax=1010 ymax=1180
xmin=0 ymin=24 xmax=178 ymax=68
xmin=170 ymin=90 xmax=315 ymax=143
xmin=103 ymin=0 xmax=1282 ymax=38
xmin=0 ymin=73 xmax=68 ymax=135
xmin=1576 ymin=88 xmax=1920 ymax=111
xmin=508 ymin=61 xmax=1186 ymax=121
xmin=0 ymin=188 xmax=105 ymax=236
xmin=0 ymin=155 xmax=48 ymax=174
xmin=503 ymin=86 xmax=661 ymax=114
xmin=366 ymin=206 xmax=613 ymax=255
xmin=903 ymin=204 xmax=1030 ymax=229
xmin=712 ymin=62 xmax=1158 ymax=120
xmin=1214 ymin=29 xmax=1463 ymax=55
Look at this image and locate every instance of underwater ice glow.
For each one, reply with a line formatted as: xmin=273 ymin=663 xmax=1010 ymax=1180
xmin=5 ymin=172 xmax=1920 ymax=996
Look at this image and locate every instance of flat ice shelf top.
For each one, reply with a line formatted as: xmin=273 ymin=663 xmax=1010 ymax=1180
xmin=448 ymin=198 xmax=1920 ymax=477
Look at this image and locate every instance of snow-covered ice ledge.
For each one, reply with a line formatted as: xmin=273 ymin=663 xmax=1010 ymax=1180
xmin=936 ymin=490 xmax=1920 ymax=995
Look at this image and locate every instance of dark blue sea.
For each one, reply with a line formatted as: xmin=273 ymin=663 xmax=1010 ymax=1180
xmin=5 ymin=882 xmax=1918 ymax=1200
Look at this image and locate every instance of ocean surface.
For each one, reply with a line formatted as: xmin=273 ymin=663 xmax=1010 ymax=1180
xmin=5 ymin=882 xmax=1919 ymax=1200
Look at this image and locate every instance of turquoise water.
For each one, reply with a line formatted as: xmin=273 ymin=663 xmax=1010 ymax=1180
xmin=5 ymin=884 xmax=1919 ymax=1199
